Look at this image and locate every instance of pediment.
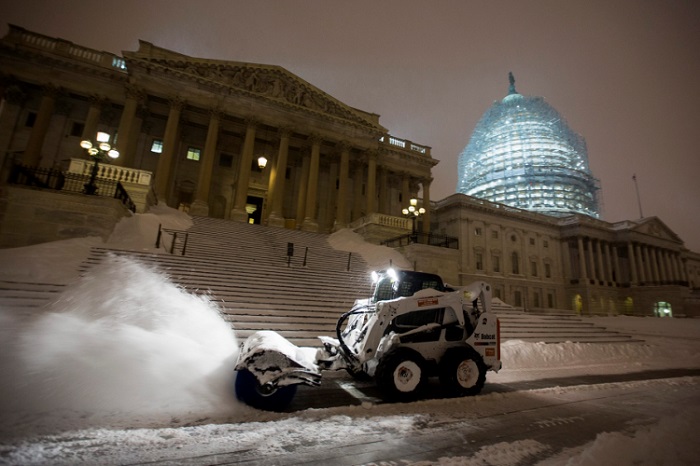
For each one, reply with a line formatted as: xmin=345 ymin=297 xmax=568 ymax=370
xmin=629 ymin=217 xmax=682 ymax=243
xmin=123 ymin=42 xmax=385 ymax=133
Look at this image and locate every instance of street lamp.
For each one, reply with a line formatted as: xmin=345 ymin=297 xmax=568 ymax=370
xmin=80 ymin=131 xmax=119 ymax=195
xmin=257 ymin=156 xmax=268 ymax=170
xmin=402 ymin=198 xmax=426 ymax=242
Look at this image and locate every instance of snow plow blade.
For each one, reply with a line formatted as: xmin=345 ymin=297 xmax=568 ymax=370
xmin=234 ymin=331 xmax=322 ymax=411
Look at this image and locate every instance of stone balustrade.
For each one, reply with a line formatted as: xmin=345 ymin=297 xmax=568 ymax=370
xmin=66 ymin=158 xmax=152 ymax=185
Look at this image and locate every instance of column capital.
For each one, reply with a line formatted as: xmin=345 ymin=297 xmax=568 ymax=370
xmin=244 ymin=117 xmax=260 ymax=129
xmin=88 ymin=94 xmax=108 ymax=107
xmin=307 ymin=133 xmax=322 ymax=146
xmin=4 ymin=84 xmax=26 ymax=105
xmin=278 ymin=126 xmax=293 ymax=139
xmin=41 ymin=83 xmax=62 ymax=98
xmin=125 ymin=84 xmax=146 ymax=102
xmin=168 ymin=95 xmax=186 ymax=110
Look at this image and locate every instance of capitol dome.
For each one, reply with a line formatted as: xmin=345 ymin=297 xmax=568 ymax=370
xmin=456 ymin=73 xmax=600 ymax=218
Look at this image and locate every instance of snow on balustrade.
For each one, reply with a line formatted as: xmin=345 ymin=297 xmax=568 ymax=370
xmin=348 ymin=213 xmax=412 ymax=230
xmin=379 ymin=135 xmax=431 ymax=156
xmin=67 ymin=158 xmax=152 ymax=185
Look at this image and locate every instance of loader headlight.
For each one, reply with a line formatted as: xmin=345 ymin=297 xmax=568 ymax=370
xmin=371 ymin=270 xmax=379 ymax=283
xmin=386 ymin=268 xmax=398 ymax=281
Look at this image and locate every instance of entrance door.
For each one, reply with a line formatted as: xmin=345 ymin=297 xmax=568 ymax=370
xmin=245 ymin=196 xmax=263 ymax=224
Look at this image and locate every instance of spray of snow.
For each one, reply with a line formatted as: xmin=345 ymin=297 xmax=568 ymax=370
xmin=328 ymin=228 xmax=411 ymax=270
xmin=0 ymin=255 xmax=240 ymax=435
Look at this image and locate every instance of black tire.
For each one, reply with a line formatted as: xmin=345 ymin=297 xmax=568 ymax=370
xmin=234 ymin=369 xmax=297 ymax=412
xmin=439 ymin=347 xmax=487 ymax=397
xmin=375 ymin=348 xmax=427 ymax=402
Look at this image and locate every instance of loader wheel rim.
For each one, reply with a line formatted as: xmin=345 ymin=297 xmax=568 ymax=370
xmin=393 ymin=360 xmax=421 ymax=393
xmin=456 ymin=359 xmax=480 ymax=388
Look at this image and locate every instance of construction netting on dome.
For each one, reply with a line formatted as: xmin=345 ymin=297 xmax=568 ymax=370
xmin=457 ymin=73 xmax=600 ymax=218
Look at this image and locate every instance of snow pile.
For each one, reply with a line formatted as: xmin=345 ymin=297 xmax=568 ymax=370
xmin=329 ymin=228 xmax=411 ymax=270
xmin=0 ymin=255 xmax=240 ymax=436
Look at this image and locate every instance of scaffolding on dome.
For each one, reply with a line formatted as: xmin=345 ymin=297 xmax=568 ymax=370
xmin=457 ymin=74 xmax=600 ymax=218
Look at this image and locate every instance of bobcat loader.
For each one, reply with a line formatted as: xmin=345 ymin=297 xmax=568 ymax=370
xmin=234 ymin=269 xmax=501 ymax=410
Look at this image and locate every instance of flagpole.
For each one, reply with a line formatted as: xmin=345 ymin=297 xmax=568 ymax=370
xmin=632 ymin=174 xmax=643 ymax=219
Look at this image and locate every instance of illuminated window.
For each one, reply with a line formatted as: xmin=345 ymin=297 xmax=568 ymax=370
xmin=187 ymin=147 xmax=201 ymax=161
xmin=151 ymin=139 xmax=163 ymax=154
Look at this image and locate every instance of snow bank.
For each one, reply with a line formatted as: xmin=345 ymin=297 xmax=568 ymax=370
xmin=328 ymin=228 xmax=411 ymax=270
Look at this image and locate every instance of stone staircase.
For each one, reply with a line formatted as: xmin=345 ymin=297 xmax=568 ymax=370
xmin=79 ymin=216 xmax=373 ymax=347
xmin=0 ymin=216 xmax=642 ymax=345
xmin=492 ymin=301 xmax=643 ymax=343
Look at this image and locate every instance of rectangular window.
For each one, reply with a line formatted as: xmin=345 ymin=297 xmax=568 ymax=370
xmin=187 ymin=147 xmax=201 ymax=161
xmin=474 ymin=227 xmax=482 ymax=236
xmin=25 ymin=112 xmax=37 ymax=127
xmin=491 ymin=230 xmax=499 ymax=239
xmin=492 ymin=255 xmax=500 ymax=273
xmin=543 ymin=240 xmax=549 ymax=248
xmin=547 ymin=293 xmax=554 ymax=308
xmin=545 ymin=263 xmax=552 ymax=278
xmin=475 ymin=252 xmax=483 ymax=271
xmin=151 ymin=139 xmax=163 ymax=154
xmin=70 ymin=122 xmax=84 ymax=137
xmin=531 ymin=261 xmax=538 ymax=277
xmin=529 ymin=238 xmax=536 ymax=246
xmin=219 ymin=153 xmax=233 ymax=167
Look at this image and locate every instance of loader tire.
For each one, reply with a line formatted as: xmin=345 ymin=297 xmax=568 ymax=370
xmin=376 ymin=348 xmax=426 ymax=402
xmin=439 ymin=347 xmax=486 ymax=397
xmin=235 ymin=369 xmax=297 ymax=412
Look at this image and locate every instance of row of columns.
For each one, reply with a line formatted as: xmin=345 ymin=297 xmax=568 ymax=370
xmin=572 ymin=237 xmax=687 ymax=286
xmin=8 ymin=84 xmax=433 ymax=233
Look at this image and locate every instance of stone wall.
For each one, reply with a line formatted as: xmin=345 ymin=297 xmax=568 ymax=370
xmin=0 ymin=186 xmax=130 ymax=248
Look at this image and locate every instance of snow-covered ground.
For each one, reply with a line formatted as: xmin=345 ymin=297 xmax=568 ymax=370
xmin=0 ymin=206 xmax=699 ymax=465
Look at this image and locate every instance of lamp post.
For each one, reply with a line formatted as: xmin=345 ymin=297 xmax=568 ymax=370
xmin=257 ymin=156 xmax=268 ymax=170
xmin=80 ymin=131 xmax=119 ymax=195
xmin=402 ymin=198 xmax=425 ymax=243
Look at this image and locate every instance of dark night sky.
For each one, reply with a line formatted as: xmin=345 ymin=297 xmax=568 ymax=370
xmin=2 ymin=0 xmax=699 ymax=251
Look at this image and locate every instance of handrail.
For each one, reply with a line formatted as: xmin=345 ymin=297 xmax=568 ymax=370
xmin=7 ymin=162 xmax=136 ymax=212
xmin=381 ymin=231 xmax=459 ymax=249
xmin=155 ymin=224 xmax=189 ymax=256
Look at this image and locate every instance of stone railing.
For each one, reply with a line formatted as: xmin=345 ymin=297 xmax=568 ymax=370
xmin=6 ymin=25 xmax=127 ymax=72
xmin=348 ymin=213 xmax=411 ymax=231
xmin=66 ymin=158 xmax=152 ymax=185
xmin=380 ymin=135 xmax=431 ymax=157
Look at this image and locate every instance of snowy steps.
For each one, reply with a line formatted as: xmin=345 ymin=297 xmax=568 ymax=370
xmin=494 ymin=304 xmax=643 ymax=343
xmin=78 ymin=216 xmax=372 ymax=346
xmin=0 ymin=280 xmax=66 ymax=311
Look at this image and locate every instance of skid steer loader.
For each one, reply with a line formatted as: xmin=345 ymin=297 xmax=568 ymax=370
xmin=234 ymin=269 xmax=501 ymax=411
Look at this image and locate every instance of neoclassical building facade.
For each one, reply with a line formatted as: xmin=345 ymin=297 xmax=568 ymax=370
xmin=1 ymin=25 xmax=698 ymax=317
xmin=0 ymin=25 xmax=436 ymax=233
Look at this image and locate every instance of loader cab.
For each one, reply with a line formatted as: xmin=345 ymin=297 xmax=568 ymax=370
xmin=371 ymin=269 xmax=447 ymax=303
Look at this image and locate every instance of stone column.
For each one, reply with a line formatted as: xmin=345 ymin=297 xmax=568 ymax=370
xmin=636 ymin=244 xmax=647 ymax=283
xmin=421 ymin=177 xmax=432 ymax=236
xmin=268 ymin=128 xmax=292 ymax=228
xmin=401 ymin=173 xmax=411 ymax=206
xmin=0 ymin=85 xmax=26 ymax=172
xmin=577 ymin=237 xmax=588 ymax=281
xmin=352 ymin=162 xmax=364 ymax=220
xmin=190 ymin=109 xmax=221 ymax=217
xmin=366 ymin=150 xmax=377 ymax=215
xmin=231 ymin=119 xmax=258 ymax=222
xmin=23 ymin=85 xmax=58 ymax=167
xmin=114 ymin=85 xmax=142 ymax=167
xmin=596 ymin=239 xmax=605 ymax=282
xmin=154 ymin=97 xmax=184 ymax=204
xmin=334 ymin=141 xmax=350 ymax=229
xmin=80 ymin=95 xmax=104 ymax=147
xmin=377 ymin=167 xmax=388 ymax=214
xmin=301 ymin=135 xmax=321 ymax=232
xmin=627 ymin=242 xmax=638 ymax=285
xmin=295 ymin=150 xmax=310 ymax=228
xmin=587 ymin=239 xmax=597 ymax=283
xmin=604 ymin=242 xmax=614 ymax=284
